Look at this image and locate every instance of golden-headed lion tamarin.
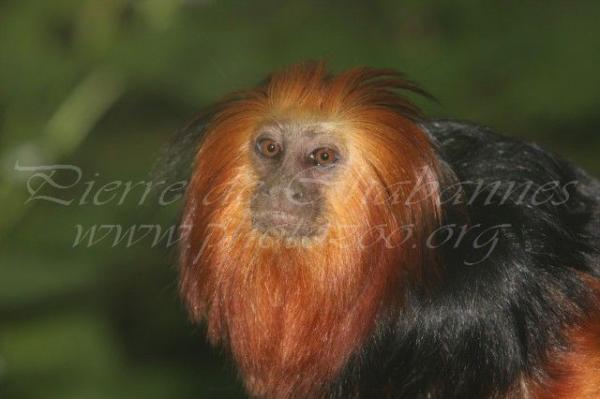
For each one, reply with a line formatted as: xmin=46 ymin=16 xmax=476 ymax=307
xmin=173 ymin=62 xmax=600 ymax=398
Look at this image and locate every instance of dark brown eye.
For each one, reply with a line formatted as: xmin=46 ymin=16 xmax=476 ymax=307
xmin=257 ymin=138 xmax=281 ymax=158
xmin=309 ymin=147 xmax=338 ymax=167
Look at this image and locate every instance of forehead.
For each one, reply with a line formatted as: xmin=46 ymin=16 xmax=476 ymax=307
xmin=257 ymin=119 xmax=342 ymax=141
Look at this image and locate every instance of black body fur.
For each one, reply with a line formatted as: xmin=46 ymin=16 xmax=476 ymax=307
xmin=331 ymin=120 xmax=600 ymax=398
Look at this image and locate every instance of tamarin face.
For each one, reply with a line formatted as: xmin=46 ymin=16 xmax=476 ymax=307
xmin=182 ymin=62 xmax=444 ymax=254
xmin=249 ymin=119 xmax=345 ymax=238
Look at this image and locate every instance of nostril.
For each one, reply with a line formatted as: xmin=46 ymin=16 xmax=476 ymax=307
xmin=284 ymin=187 xmax=304 ymax=203
xmin=291 ymin=191 xmax=303 ymax=201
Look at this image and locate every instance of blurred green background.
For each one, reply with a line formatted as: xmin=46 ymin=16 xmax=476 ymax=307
xmin=1 ymin=1 xmax=599 ymax=398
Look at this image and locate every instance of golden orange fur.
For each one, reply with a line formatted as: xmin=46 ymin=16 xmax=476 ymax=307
xmin=179 ymin=62 xmax=443 ymax=398
xmin=526 ymin=275 xmax=600 ymax=399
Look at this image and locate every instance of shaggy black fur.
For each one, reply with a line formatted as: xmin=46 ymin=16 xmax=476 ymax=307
xmin=332 ymin=120 xmax=600 ymax=398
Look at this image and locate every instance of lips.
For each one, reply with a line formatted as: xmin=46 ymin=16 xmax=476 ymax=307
xmin=252 ymin=211 xmax=314 ymax=237
xmin=253 ymin=210 xmax=301 ymax=228
xmin=264 ymin=211 xmax=300 ymax=226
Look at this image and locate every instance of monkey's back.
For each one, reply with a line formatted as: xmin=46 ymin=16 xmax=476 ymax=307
xmin=425 ymin=120 xmax=600 ymax=253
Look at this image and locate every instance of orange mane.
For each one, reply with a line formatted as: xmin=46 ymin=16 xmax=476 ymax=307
xmin=179 ymin=62 xmax=443 ymax=398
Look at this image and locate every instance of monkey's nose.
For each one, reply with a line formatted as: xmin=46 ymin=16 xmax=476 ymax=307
xmin=252 ymin=185 xmax=319 ymax=238
xmin=265 ymin=186 xmax=307 ymax=208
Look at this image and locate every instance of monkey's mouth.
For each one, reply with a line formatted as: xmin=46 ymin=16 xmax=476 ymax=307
xmin=252 ymin=211 xmax=319 ymax=238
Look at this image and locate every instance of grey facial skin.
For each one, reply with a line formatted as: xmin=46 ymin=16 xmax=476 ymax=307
xmin=249 ymin=120 xmax=345 ymax=238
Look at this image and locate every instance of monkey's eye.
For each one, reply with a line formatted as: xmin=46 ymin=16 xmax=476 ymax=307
xmin=257 ymin=138 xmax=282 ymax=158
xmin=309 ymin=147 xmax=338 ymax=167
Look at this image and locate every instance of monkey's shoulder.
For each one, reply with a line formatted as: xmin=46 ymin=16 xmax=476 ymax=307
xmin=423 ymin=119 xmax=600 ymax=268
xmin=422 ymin=119 xmax=600 ymax=218
xmin=423 ymin=119 xmax=578 ymax=182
